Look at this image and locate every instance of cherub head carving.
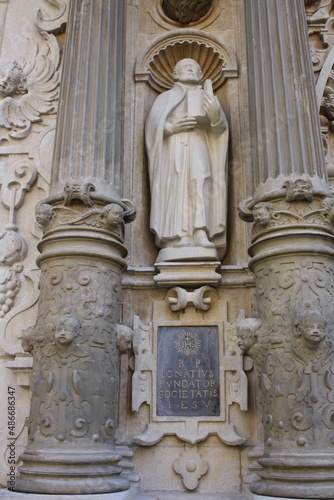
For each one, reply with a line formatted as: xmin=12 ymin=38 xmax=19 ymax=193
xmin=295 ymin=308 xmax=326 ymax=349
xmin=35 ymin=204 xmax=53 ymax=229
xmin=253 ymin=202 xmax=274 ymax=227
xmin=116 ymin=324 xmax=133 ymax=355
xmin=55 ymin=314 xmax=80 ymax=347
xmin=0 ymin=61 xmax=27 ymax=99
xmin=21 ymin=326 xmax=35 ymax=353
xmin=100 ymin=204 xmax=124 ymax=230
xmin=237 ymin=317 xmax=262 ymax=353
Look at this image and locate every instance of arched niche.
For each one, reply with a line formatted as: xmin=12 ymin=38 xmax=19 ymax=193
xmin=135 ymin=30 xmax=238 ymax=94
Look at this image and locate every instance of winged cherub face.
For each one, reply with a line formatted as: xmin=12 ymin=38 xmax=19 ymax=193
xmin=0 ymin=62 xmax=26 ymax=98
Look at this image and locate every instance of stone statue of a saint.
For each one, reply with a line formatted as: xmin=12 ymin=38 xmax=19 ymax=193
xmin=145 ymin=58 xmax=228 ymax=261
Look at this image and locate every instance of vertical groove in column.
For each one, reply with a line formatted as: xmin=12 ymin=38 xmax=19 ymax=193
xmin=51 ymin=0 xmax=125 ymax=198
xmin=245 ymin=0 xmax=326 ymax=192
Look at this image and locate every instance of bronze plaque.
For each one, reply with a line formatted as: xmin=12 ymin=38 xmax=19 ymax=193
xmin=157 ymin=326 xmax=220 ymax=417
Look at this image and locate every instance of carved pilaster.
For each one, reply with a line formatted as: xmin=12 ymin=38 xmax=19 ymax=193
xmin=240 ymin=1 xmax=334 ymax=498
xmin=16 ymin=0 xmax=136 ymax=495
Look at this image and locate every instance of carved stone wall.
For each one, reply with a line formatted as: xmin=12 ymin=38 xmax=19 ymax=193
xmin=3 ymin=0 xmax=329 ymax=498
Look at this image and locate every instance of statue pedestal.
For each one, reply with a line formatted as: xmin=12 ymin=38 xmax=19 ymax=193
xmin=154 ymin=261 xmax=221 ymax=287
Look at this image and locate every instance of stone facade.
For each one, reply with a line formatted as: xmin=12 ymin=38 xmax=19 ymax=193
xmin=0 ymin=0 xmax=333 ymax=498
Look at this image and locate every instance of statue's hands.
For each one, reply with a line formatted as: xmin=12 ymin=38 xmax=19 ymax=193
xmin=170 ymin=115 xmax=197 ymax=134
xmin=204 ymin=93 xmax=221 ymax=125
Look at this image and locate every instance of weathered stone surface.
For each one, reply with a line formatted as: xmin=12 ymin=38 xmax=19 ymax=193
xmin=241 ymin=0 xmax=334 ymax=497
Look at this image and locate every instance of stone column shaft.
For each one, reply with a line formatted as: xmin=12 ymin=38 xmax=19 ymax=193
xmin=245 ymin=0 xmax=326 ymax=193
xmin=240 ymin=1 xmax=334 ymax=498
xmin=52 ymin=0 xmax=125 ymax=197
xmin=16 ymin=0 xmax=135 ymax=495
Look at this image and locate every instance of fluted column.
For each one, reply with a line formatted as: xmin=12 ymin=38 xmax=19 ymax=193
xmin=239 ymin=1 xmax=334 ymax=498
xmin=16 ymin=0 xmax=135 ymax=494
xmin=245 ymin=0 xmax=327 ymax=194
xmin=51 ymin=0 xmax=125 ymax=198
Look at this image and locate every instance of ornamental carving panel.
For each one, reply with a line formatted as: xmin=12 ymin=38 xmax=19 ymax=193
xmin=132 ymin=293 xmax=249 ymax=446
xmin=26 ymin=260 xmax=121 ymax=444
xmin=252 ymin=257 xmax=334 ymax=451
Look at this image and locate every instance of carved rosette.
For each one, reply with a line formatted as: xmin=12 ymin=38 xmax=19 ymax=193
xmin=239 ymin=176 xmax=334 ymax=497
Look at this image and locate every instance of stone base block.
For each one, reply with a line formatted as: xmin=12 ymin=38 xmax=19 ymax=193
xmin=156 ymin=246 xmax=218 ymax=263
xmin=137 ymin=495 xmax=248 ymax=500
xmin=0 ymin=482 xmax=140 ymax=499
xmin=251 ymin=453 xmax=334 ymax=499
xmin=251 ymin=495 xmax=307 ymax=500
xmin=15 ymin=449 xmax=129 ymax=495
xmin=154 ymin=261 xmax=221 ymax=287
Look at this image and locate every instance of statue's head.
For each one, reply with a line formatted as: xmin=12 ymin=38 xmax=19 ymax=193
xmin=295 ymin=308 xmax=326 ymax=349
xmin=253 ymin=202 xmax=274 ymax=227
xmin=55 ymin=314 xmax=80 ymax=346
xmin=0 ymin=61 xmax=27 ymax=98
xmin=173 ymin=58 xmax=203 ymax=85
xmin=237 ymin=318 xmax=262 ymax=353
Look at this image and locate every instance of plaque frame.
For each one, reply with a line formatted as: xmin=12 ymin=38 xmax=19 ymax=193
xmin=132 ymin=291 xmax=250 ymax=446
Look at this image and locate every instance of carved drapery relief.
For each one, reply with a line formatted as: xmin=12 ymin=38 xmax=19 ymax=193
xmin=145 ymin=57 xmax=229 ymax=265
xmin=134 ymin=25 xmax=238 ymax=286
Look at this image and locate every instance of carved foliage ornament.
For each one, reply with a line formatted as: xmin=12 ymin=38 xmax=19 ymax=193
xmin=238 ymin=177 xmax=334 ymax=240
xmin=35 ymin=181 xmax=136 ymax=242
xmin=37 ymin=0 xmax=70 ymax=34
xmin=0 ymin=32 xmax=60 ymax=139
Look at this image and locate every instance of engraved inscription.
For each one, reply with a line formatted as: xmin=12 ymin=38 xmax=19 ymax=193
xmin=157 ymin=326 xmax=220 ymax=417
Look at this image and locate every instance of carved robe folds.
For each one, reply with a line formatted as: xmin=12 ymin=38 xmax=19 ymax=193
xmin=146 ymin=80 xmax=228 ymax=259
